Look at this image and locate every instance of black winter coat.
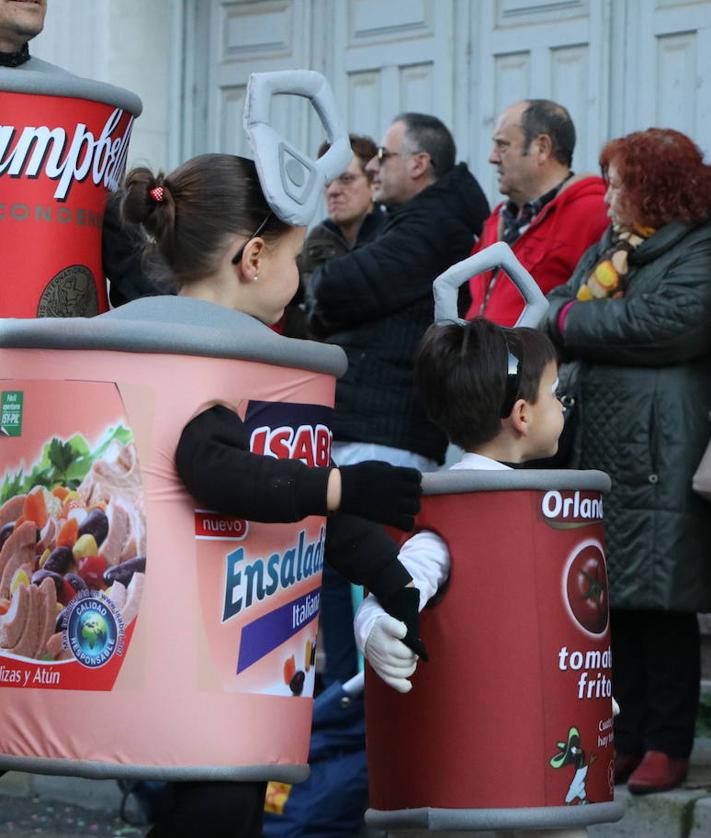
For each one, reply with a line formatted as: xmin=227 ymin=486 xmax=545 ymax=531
xmin=286 ymin=210 xmax=387 ymax=339
xmin=544 ymin=220 xmax=711 ymax=612
xmin=305 ymin=163 xmax=489 ymax=463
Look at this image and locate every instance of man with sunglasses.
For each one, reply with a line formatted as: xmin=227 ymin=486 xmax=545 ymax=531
xmin=305 ymin=112 xmax=489 ymax=473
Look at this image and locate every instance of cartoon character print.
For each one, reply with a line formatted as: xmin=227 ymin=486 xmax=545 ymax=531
xmin=550 ymin=726 xmax=597 ymax=805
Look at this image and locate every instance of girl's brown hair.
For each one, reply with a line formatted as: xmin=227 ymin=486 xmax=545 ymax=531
xmin=121 ymin=154 xmax=290 ymax=289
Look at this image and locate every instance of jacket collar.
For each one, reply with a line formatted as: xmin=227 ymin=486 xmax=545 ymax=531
xmin=320 ymin=207 xmax=386 ymax=246
xmin=0 ymin=42 xmax=29 ymax=68
xmin=630 ymin=220 xmax=699 ymax=265
xmin=495 ymin=172 xmax=601 ymax=240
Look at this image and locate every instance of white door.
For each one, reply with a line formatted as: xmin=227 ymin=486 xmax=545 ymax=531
xmin=621 ymin=0 xmax=711 ymax=153
xmin=473 ymin=0 xmax=613 ymax=202
xmin=326 ymin=0 xmax=459 ymax=145
xmin=192 ymin=0 xmax=711 ymax=200
xmin=194 ymin=0 xmax=316 ymax=158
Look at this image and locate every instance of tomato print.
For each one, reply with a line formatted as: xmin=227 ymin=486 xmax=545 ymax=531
xmin=564 ymin=541 xmax=609 ymax=635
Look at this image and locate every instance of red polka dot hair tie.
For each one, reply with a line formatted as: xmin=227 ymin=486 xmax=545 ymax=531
xmin=149 ymin=186 xmax=165 ymax=203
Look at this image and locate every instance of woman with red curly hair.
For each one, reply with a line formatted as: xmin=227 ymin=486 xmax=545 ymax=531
xmin=544 ymin=128 xmax=711 ymax=795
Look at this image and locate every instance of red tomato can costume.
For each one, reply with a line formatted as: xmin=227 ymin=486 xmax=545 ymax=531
xmin=365 ymin=244 xmax=624 ymax=832
xmin=0 ymin=59 xmax=142 ymax=318
xmin=0 ymin=70 xmax=353 ymax=782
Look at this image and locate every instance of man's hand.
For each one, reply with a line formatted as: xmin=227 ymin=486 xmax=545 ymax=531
xmin=337 ymin=461 xmax=422 ymax=530
xmin=365 ymin=615 xmax=418 ymax=693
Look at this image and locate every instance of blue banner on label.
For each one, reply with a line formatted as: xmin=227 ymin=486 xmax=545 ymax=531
xmin=237 ymin=589 xmax=320 ymax=674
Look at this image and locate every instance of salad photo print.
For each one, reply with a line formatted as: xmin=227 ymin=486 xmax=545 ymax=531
xmin=0 ymin=379 xmax=146 ymax=691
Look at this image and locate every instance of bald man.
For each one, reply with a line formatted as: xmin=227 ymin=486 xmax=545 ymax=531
xmin=466 ymin=99 xmax=608 ymax=326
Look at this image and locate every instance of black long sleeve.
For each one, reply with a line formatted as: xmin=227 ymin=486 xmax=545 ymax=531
xmin=175 ymin=405 xmax=331 ymax=522
xmin=175 ymin=405 xmax=413 ymax=601
xmin=324 ymin=514 xmax=411 ymax=602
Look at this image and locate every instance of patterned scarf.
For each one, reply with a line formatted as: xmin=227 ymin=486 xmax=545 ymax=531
xmin=576 ymin=223 xmax=655 ymax=301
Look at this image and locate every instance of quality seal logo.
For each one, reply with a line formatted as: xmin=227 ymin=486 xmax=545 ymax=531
xmin=63 ymin=591 xmax=125 ymax=669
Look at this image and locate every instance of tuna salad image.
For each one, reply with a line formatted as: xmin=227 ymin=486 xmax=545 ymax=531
xmin=0 ymin=427 xmax=146 ymax=662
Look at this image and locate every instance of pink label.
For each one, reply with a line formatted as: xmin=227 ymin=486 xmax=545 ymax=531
xmin=196 ymin=400 xmax=331 ymax=699
xmin=0 ymin=380 xmax=146 ymax=691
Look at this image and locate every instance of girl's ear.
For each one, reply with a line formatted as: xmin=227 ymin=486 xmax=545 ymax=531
xmin=237 ymin=238 xmax=265 ymax=283
xmin=509 ymin=398 xmax=530 ymax=436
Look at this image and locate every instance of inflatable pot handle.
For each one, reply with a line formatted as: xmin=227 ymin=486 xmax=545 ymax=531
xmin=432 ymin=242 xmax=549 ymax=328
xmin=244 ymin=70 xmax=351 ymax=226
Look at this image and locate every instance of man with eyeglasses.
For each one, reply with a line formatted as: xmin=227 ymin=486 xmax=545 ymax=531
xmin=466 ymin=99 xmax=608 ymax=327
xmin=305 ymin=112 xmax=488 ymax=474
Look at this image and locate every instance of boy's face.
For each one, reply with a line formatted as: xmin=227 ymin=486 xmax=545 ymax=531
xmin=524 ymin=360 xmax=565 ymax=459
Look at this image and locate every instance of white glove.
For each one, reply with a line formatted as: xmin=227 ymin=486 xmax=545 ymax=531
xmin=612 ymin=696 xmax=620 ymax=716
xmin=364 ymin=615 xmax=418 ymax=694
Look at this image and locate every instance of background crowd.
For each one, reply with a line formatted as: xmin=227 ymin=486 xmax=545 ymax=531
xmin=288 ymin=101 xmax=711 ymax=806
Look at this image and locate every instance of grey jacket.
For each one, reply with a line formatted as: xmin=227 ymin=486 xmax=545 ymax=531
xmin=544 ymin=220 xmax=711 ymax=612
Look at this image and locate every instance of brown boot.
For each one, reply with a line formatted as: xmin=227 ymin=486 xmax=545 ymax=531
xmin=627 ymin=750 xmax=688 ymax=794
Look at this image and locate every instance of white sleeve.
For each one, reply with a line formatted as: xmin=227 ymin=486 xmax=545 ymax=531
xmin=398 ymin=530 xmax=451 ymax=610
xmin=353 ymin=530 xmax=451 ymax=653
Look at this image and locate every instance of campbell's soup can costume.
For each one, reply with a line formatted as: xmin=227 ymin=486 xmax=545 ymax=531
xmin=0 ymin=54 xmax=142 ymax=317
xmin=0 ymin=70 xmax=354 ymax=781
xmin=365 ymin=244 xmax=624 ymax=832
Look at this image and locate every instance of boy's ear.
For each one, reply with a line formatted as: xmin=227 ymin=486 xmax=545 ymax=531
xmin=509 ymin=398 xmax=530 ymax=436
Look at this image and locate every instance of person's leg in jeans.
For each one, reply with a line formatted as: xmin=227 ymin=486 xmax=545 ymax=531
xmin=643 ymin=610 xmax=700 ymax=757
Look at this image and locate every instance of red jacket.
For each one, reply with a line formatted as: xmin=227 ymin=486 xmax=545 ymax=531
xmin=466 ymin=174 xmax=609 ymax=326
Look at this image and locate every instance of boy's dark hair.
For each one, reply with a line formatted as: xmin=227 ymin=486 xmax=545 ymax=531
xmin=521 ymin=99 xmax=575 ymax=168
xmin=415 ymin=317 xmax=557 ymax=451
xmin=121 ymin=154 xmax=291 ymax=290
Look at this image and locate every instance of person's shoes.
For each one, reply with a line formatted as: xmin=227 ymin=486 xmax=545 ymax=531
xmin=627 ymin=750 xmax=688 ymax=794
xmin=614 ymin=753 xmax=642 ymax=785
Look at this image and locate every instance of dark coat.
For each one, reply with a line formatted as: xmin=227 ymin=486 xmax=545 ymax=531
xmin=544 ymin=220 xmax=711 ymax=612
xmin=286 ymin=210 xmax=387 ymax=339
xmin=305 ymin=163 xmax=489 ymax=463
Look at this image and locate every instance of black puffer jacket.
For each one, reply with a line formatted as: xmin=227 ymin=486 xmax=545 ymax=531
xmin=544 ymin=220 xmax=711 ymax=612
xmin=305 ymin=163 xmax=489 ymax=463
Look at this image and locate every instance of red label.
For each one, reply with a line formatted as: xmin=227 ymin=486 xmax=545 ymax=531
xmin=0 ymin=92 xmax=137 ymax=317
xmin=250 ymin=423 xmax=332 ymax=468
xmin=194 ymin=510 xmax=248 ymax=541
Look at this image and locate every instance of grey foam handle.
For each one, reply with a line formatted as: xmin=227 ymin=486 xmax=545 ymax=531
xmin=244 ymin=70 xmax=351 ymax=225
xmin=433 ymin=241 xmax=549 ymax=328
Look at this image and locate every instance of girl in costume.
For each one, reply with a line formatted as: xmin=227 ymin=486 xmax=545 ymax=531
xmin=119 ymin=152 xmax=424 ymax=837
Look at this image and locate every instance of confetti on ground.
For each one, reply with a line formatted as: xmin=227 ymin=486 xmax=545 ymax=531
xmin=0 ymin=795 xmax=145 ymax=836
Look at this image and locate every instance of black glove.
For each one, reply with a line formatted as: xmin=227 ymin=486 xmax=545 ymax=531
xmin=338 ymin=461 xmax=422 ymax=531
xmin=380 ymin=586 xmax=429 ymax=661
